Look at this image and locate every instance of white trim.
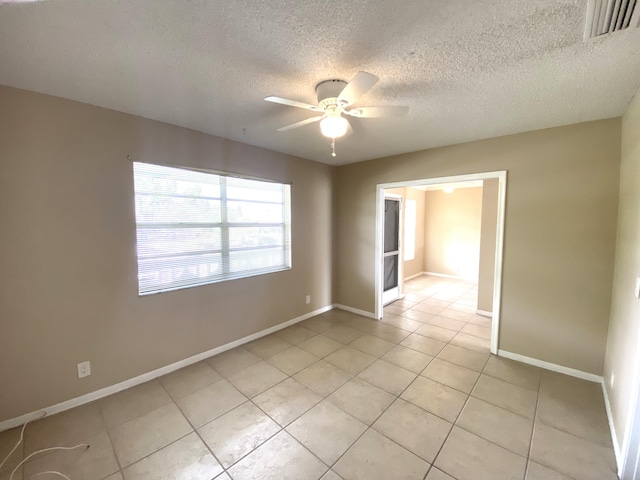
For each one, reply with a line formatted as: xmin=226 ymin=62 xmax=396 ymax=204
xmin=491 ymin=171 xmax=507 ymax=356
xmin=602 ymin=382 xmax=624 ymax=475
xmin=375 ymin=188 xmax=384 ymax=322
xmin=424 ymin=271 xmax=475 ymax=282
xmin=384 ymin=192 xmax=403 ymax=200
xmin=333 ymin=303 xmax=377 ymax=319
xmin=382 ymin=287 xmax=401 ymax=306
xmin=497 ymin=349 xmax=604 ymax=383
xmin=375 ymin=170 xmax=507 ymax=356
xmin=404 ymin=272 xmax=425 ymax=281
xmin=620 ymin=321 xmax=640 ymax=480
xmin=476 ymin=310 xmax=493 ymax=318
xmin=0 ymin=304 xmax=333 ymax=433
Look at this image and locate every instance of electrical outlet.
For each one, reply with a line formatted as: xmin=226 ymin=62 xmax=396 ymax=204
xmin=77 ymin=361 xmax=91 ymax=378
xmin=305 ymin=295 xmax=311 ymax=305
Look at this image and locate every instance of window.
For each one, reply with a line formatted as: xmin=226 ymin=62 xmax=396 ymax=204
xmin=404 ymin=199 xmax=416 ymax=261
xmin=132 ymin=162 xmax=291 ymax=295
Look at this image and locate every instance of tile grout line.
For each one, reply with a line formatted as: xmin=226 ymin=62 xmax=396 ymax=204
xmin=301 ymin=319 xmax=419 ymax=475
xmin=102 ymin=279 xmax=478 ymax=480
xmin=394 ymin=280 xmax=485 ymax=480
xmin=110 ymin=425 xmax=194 ymax=476
xmin=154 ymin=377 xmax=230 ymax=479
xmin=21 ymin=400 xmax=134 ymax=480
xmin=195 ymin=355 xmax=305 ymax=478
xmin=324 ymin=285 xmax=481 ymax=478
xmin=227 ymin=367 xmax=350 ymax=477
xmin=522 ymin=375 xmax=542 ymax=480
xmin=403 ymin=278 xmax=554 ymax=479
xmin=298 ymin=301 xmax=452 ymax=475
xmin=97 ymin=404 xmax=124 ymax=480
xmin=423 ymin=341 xmax=492 ymax=480
xmin=391 ymin=279 xmax=480 ymax=480
xmin=311 ymin=313 xmax=446 ymax=475
xmin=389 ymin=290 xmax=593 ymax=480
xmin=197 ymin=329 xmax=357 ymax=478
xmin=267 ymin=323 xmax=412 ymax=477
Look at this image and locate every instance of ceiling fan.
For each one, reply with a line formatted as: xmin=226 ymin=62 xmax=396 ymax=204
xmin=265 ymin=71 xmax=408 ymax=156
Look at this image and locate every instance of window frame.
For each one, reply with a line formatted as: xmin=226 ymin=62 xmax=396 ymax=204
xmin=132 ymin=162 xmax=292 ymax=296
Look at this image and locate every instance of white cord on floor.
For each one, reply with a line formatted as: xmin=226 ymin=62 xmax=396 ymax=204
xmin=9 ymin=444 xmax=89 ymax=480
xmin=29 ymin=471 xmax=72 ymax=480
xmin=0 ymin=411 xmax=46 ymax=471
xmin=0 ymin=411 xmax=89 ymax=480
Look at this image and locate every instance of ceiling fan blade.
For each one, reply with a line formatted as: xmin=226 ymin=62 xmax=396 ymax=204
xmin=277 ymin=115 xmax=324 ymax=132
xmin=265 ymin=96 xmax=322 ymax=112
xmin=337 ymin=71 xmax=379 ymax=106
xmin=344 ymin=106 xmax=409 ymax=118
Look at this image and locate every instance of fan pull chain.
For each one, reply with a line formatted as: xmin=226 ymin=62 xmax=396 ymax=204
xmin=331 ymin=139 xmax=337 ymax=157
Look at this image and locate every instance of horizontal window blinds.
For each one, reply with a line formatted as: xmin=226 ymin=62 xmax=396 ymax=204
xmin=133 ymin=162 xmax=291 ymax=295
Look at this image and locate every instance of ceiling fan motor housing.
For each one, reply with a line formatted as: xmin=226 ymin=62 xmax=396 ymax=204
xmin=316 ymin=79 xmax=348 ymax=109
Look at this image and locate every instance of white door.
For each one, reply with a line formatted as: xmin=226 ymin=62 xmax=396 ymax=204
xmin=382 ymin=196 xmax=401 ymax=305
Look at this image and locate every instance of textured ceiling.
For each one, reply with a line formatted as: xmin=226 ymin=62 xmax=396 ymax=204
xmin=1 ymin=0 xmax=639 ymax=165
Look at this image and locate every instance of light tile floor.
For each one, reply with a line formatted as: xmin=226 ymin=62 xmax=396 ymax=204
xmin=0 ymin=276 xmax=618 ymax=480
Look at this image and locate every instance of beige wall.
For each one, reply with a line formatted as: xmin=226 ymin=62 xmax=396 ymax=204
xmin=478 ymin=179 xmax=499 ymax=312
xmin=335 ymin=119 xmax=620 ymax=374
xmin=423 ymin=187 xmax=482 ymax=280
xmin=603 ymin=89 xmax=640 ymax=450
xmin=0 ymin=86 xmax=334 ymax=422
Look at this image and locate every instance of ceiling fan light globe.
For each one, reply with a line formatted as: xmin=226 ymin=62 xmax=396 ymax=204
xmin=320 ymin=116 xmax=348 ymax=138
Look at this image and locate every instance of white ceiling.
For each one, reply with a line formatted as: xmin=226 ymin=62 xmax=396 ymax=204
xmin=1 ymin=0 xmax=639 ymax=166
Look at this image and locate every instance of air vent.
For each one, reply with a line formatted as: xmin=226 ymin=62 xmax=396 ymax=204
xmin=585 ymin=0 xmax=640 ymax=39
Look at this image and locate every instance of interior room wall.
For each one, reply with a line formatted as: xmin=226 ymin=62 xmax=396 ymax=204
xmin=478 ymin=179 xmax=499 ymax=313
xmin=603 ymin=87 xmax=640 ymax=454
xmin=0 ymin=85 xmax=334 ymax=423
xmin=335 ymin=119 xmax=620 ymax=375
xmin=423 ymin=187 xmax=482 ymax=280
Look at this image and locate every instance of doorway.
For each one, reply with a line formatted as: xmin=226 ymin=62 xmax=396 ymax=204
xmin=374 ymin=171 xmax=507 ymax=354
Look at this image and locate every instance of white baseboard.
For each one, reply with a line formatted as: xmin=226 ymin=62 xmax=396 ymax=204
xmin=602 ymin=382 xmax=623 ymax=476
xmin=333 ymin=303 xmax=377 ymax=319
xmin=425 ymin=271 xmax=478 ymax=282
xmin=476 ymin=310 xmax=493 ymax=318
xmin=500 ymin=349 xmax=620 ymax=474
xmin=497 ymin=349 xmax=604 ymax=383
xmin=404 ymin=272 xmax=425 ymax=281
xmin=0 ymin=304 xmax=334 ymax=433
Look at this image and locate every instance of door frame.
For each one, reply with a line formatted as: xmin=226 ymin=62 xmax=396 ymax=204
xmin=374 ymin=170 xmax=507 ymax=355
xmin=621 ymin=325 xmax=640 ymax=479
xmin=382 ymin=193 xmax=404 ymax=305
